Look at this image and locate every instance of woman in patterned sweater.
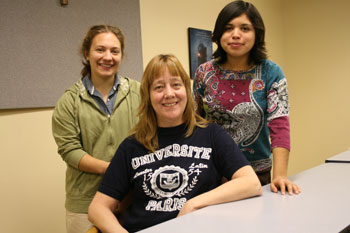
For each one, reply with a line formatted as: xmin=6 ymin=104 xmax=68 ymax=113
xmin=193 ymin=0 xmax=300 ymax=195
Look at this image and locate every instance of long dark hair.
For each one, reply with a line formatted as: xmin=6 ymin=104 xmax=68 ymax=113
xmin=212 ymin=0 xmax=267 ymax=65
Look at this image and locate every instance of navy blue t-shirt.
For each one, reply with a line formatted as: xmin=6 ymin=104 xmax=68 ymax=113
xmin=99 ymin=123 xmax=249 ymax=232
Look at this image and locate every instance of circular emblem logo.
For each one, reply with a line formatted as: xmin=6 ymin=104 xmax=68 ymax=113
xmin=150 ymin=165 xmax=188 ymax=198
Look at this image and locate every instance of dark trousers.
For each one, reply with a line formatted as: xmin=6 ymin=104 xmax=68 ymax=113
xmin=256 ymin=168 xmax=271 ymax=186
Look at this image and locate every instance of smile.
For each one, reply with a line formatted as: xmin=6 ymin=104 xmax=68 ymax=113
xmin=99 ymin=63 xmax=113 ymax=68
xmin=229 ymin=43 xmax=243 ymax=47
xmin=162 ymin=102 xmax=177 ymax=107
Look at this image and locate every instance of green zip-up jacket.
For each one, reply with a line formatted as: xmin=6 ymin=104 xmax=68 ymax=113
xmin=52 ymin=76 xmax=140 ymax=213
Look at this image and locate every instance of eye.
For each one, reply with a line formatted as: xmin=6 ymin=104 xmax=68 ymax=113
xmin=111 ymin=50 xmax=120 ymax=55
xmin=224 ymin=26 xmax=233 ymax=32
xmin=153 ymin=84 xmax=164 ymax=91
xmin=241 ymin=25 xmax=252 ymax=32
xmin=96 ymin=47 xmax=104 ymax=52
xmin=173 ymin=82 xmax=183 ymax=89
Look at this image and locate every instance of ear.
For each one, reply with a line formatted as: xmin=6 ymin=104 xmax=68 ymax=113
xmin=84 ymin=51 xmax=89 ymax=61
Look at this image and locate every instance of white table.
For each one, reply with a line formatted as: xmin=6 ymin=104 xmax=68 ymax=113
xmin=139 ymin=161 xmax=350 ymax=233
xmin=325 ymin=150 xmax=350 ymax=163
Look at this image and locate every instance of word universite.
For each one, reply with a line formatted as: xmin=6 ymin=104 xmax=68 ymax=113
xmin=132 ymin=144 xmax=212 ymax=169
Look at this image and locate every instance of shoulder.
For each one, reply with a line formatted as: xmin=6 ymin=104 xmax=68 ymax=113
xmin=55 ymin=80 xmax=83 ymax=108
xmin=261 ymin=59 xmax=284 ymax=75
xmin=196 ymin=122 xmax=227 ymax=136
xmin=119 ymin=135 xmax=143 ymax=151
xmin=206 ymin=122 xmax=221 ymax=130
xmin=115 ymin=135 xmax=149 ymax=161
xmin=197 ymin=123 xmax=239 ymax=155
xmin=260 ymin=59 xmax=286 ymax=83
xmin=119 ymin=75 xmax=141 ymax=95
xmin=195 ymin=60 xmax=220 ymax=83
xmin=197 ymin=59 xmax=217 ymax=73
xmin=52 ymin=81 xmax=84 ymax=123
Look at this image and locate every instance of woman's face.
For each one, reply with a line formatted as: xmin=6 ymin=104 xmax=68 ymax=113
xmin=86 ymin=32 xmax=122 ymax=80
xmin=220 ymin=13 xmax=255 ymax=63
xmin=150 ymin=67 xmax=187 ymax=127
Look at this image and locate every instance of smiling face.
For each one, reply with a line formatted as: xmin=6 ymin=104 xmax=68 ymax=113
xmin=86 ymin=32 xmax=122 ymax=81
xmin=220 ymin=14 xmax=255 ymax=65
xmin=150 ymin=67 xmax=187 ymax=127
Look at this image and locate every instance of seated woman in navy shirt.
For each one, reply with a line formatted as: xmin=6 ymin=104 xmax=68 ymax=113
xmin=88 ymin=54 xmax=262 ymax=232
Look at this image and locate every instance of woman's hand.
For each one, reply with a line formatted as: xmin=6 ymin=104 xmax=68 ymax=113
xmin=79 ymin=154 xmax=110 ymax=174
xmin=177 ymin=199 xmax=200 ymax=217
xmin=271 ymin=147 xmax=301 ymax=195
xmin=88 ymin=192 xmax=128 ymax=233
xmin=270 ymin=176 xmax=300 ymax=195
xmin=177 ymin=165 xmax=262 ymax=217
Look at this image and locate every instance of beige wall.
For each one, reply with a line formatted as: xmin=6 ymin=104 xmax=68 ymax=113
xmin=0 ymin=0 xmax=349 ymax=232
xmin=140 ymin=0 xmax=285 ymax=70
xmin=0 ymin=109 xmax=66 ymax=232
xmin=282 ymin=0 xmax=350 ymax=174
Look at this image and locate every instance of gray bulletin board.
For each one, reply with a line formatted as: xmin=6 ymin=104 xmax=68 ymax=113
xmin=0 ymin=0 xmax=143 ymax=110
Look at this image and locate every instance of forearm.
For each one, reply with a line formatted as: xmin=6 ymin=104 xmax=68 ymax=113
xmin=195 ymin=171 xmax=261 ymax=207
xmin=270 ymin=147 xmax=300 ymax=194
xmin=272 ymin=147 xmax=289 ymax=178
xmin=79 ymin=154 xmax=110 ymax=175
xmin=88 ymin=205 xmax=126 ymax=233
xmin=179 ymin=166 xmax=262 ymax=216
xmin=88 ymin=192 xmax=127 ymax=233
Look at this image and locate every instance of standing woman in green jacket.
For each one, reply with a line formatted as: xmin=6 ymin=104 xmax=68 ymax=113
xmin=52 ymin=25 xmax=141 ymax=233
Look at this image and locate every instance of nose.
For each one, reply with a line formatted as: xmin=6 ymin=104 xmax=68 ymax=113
xmin=103 ymin=50 xmax=112 ymax=60
xmin=231 ymin=28 xmax=241 ymax=39
xmin=164 ymin=85 xmax=175 ymax=98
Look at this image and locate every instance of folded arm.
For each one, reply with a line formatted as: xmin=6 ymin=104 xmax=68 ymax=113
xmin=52 ymin=93 xmax=110 ymax=175
xmin=78 ymin=154 xmax=110 ymax=174
xmin=177 ymin=165 xmax=262 ymax=217
xmin=88 ymin=192 xmax=128 ymax=233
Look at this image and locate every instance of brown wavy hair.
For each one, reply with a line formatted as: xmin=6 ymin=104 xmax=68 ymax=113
xmin=130 ymin=54 xmax=208 ymax=152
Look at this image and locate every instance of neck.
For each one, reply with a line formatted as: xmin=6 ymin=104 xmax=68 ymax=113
xmin=90 ymin=75 xmax=115 ymax=101
xmin=223 ymin=55 xmax=253 ymax=71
